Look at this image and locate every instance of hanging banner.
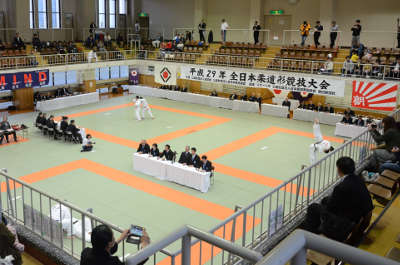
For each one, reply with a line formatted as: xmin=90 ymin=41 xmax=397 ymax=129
xmin=180 ymin=65 xmax=345 ymax=97
xmin=154 ymin=64 xmax=177 ymax=86
xmin=351 ymin=80 xmax=398 ymax=111
xmin=129 ymin=67 xmax=139 ymax=85
xmin=0 ymin=69 xmax=49 ymax=91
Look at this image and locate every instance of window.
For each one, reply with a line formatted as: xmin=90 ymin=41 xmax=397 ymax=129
xmin=109 ymin=0 xmax=116 ymax=28
xmin=119 ymin=0 xmax=127 ymax=15
xmin=98 ymin=0 xmax=106 ymax=28
xmin=29 ymin=0 xmax=34 ymax=29
xmin=51 ymin=0 xmax=61 ymax=28
xmin=38 ymin=0 xmax=47 ymax=29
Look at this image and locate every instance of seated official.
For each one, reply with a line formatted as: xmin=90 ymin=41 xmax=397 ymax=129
xmin=306 ymin=103 xmax=316 ymax=111
xmin=60 ymin=116 xmax=69 ymax=133
xmin=80 ymin=224 xmax=150 ymax=265
xmin=299 ymin=102 xmax=306 ymax=109
xmin=81 ymin=134 xmax=95 ymax=152
xmin=178 ymin=146 xmax=191 ymax=165
xmin=248 ymin=93 xmax=257 ymax=102
xmin=137 ymin=140 xmax=150 ymax=154
xmin=354 ymin=116 xmax=365 ymax=127
xmin=67 ymin=120 xmax=83 ymax=143
xmin=341 ymin=114 xmax=353 ymax=124
xmin=324 ymin=103 xmax=335 ymax=113
xmin=229 ymin=94 xmax=238 ymax=100
xmin=47 ymin=115 xmax=59 ymax=140
xmin=181 ymin=87 xmax=188 ymax=92
xmin=200 ymin=155 xmax=213 ymax=172
xmin=316 ymin=103 xmax=324 ymax=112
xmin=241 ymin=94 xmax=248 ymax=101
xmin=210 ymin=90 xmax=218 ymax=97
xmin=188 ymin=147 xmax=201 ymax=168
xmin=159 ymin=144 xmax=174 ymax=161
xmin=149 ymin=143 xmax=160 ymax=157
xmin=282 ymin=98 xmax=291 ymax=109
xmin=40 ymin=113 xmax=48 ymax=127
xmin=0 ymin=117 xmax=17 ymax=143
xmin=344 ymin=107 xmax=355 ymax=117
xmin=300 ymin=157 xmax=373 ymax=241
xmin=35 ymin=112 xmax=43 ymax=127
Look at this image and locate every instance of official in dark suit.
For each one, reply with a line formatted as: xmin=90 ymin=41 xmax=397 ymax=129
xmin=159 ymin=144 xmax=174 ymax=161
xmin=188 ymin=147 xmax=201 ymax=168
xmin=137 ymin=140 xmax=150 ymax=154
xmin=67 ymin=120 xmax=83 ymax=143
xmin=301 ymin=157 xmax=373 ymax=241
xmin=0 ymin=117 xmax=17 ymax=143
xmin=46 ymin=115 xmax=59 ymax=140
xmin=316 ymin=103 xmax=324 ymax=112
xmin=344 ymin=108 xmax=355 ymax=117
xmin=60 ymin=116 xmax=69 ymax=132
xmin=150 ymin=143 xmax=160 ymax=157
xmin=323 ymin=103 xmax=335 ymax=113
xmin=354 ymin=116 xmax=365 ymax=127
xmin=241 ymin=94 xmax=248 ymax=101
xmin=341 ymin=114 xmax=353 ymax=124
xmin=35 ymin=112 xmax=43 ymax=127
xmin=178 ymin=146 xmax=191 ymax=164
xmin=200 ymin=155 xmax=213 ymax=172
xmin=229 ymin=94 xmax=238 ymax=100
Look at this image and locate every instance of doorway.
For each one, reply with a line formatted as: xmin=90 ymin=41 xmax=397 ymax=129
xmin=264 ymin=15 xmax=291 ymax=46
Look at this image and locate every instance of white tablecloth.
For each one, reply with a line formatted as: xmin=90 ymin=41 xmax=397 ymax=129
xmin=36 ymin=93 xmax=100 ymax=112
xmin=334 ymin=123 xmax=368 ymax=138
xmin=293 ymin=109 xmax=343 ymax=126
xmin=232 ymin=100 xmax=259 ymax=113
xmin=261 ymin=104 xmax=289 ymax=118
xmin=133 ymin=153 xmax=211 ymax=192
xmin=272 ymin=98 xmax=300 ymax=111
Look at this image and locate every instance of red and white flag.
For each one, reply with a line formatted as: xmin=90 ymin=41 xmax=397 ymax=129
xmin=351 ymin=81 xmax=398 ymax=111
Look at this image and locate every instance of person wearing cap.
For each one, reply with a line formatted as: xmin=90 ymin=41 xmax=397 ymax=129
xmin=309 ymin=119 xmax=334 ymax=165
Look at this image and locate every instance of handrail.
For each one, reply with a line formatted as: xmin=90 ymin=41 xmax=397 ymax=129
xmin=257 ymin=229 xmax=399 ymax=265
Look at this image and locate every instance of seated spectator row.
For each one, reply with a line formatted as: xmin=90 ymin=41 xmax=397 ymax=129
xmin=222 ymin=42 xmax=267 ymax=51
xmin=182 ymin=46 xmax=204 ymax=53
xmin=206 ymin=55 xmax=254 ymax=67
xmin=34 ymin=87 xmax=73 ymax=103
xmin=0 ymin=49 xmax=27 ymax=57
xmin=184 ymin=40 xmax=209 ymax=50
xmin=217 ymin=48 xmax=261 ymax=57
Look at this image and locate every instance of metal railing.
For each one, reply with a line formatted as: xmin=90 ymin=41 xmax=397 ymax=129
xmin=256 ymin=229 xmax=399 ymax=265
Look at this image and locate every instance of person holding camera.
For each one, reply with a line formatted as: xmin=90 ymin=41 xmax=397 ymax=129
xmin=81 ymin=134 xmax=95 ymax=152
xmin=80 ymin=224 xmax=150 ymax=265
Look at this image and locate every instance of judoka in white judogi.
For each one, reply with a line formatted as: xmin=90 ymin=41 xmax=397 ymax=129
xmin=309 ymin=119 xmax=333 ymax=165
xmin=134 ymin=96 xmax=142 ymax=121
xmin=139 ymin=97 xmax=154 ymax=119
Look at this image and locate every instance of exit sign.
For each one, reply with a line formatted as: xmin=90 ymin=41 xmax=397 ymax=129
xmin=138 ymin=12 xmax=148 ymax=17
xmin=269 ymin=10 xmax=284 ymax=15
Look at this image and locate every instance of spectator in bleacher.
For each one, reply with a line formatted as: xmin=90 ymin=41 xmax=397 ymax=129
xmin=89 ymin=22 xmax=96 ymax=35
xmin=87 ymin=48 xmax=98 ymax=63
xmin=176 ymin=41 xmax=184 ymax=51
xmin=229 ymin=93 xmax=238 ymax=100
xmin=116 ymin=33 xmax=124 ymax=48
xmin=390 ymin=58 xmax=400 ymax=79
xmin=379 ymin=146 xmax=400 ymax=174
xmin=85 ymin=35 xmax=95 ymax=49
xmin=80 ymin=224 xmax=150 ymax=265
xmin=253 ymin=21 xmax=261 ymax=44
xmin=12 ymin=33 xmax=25 ymax=50
xmin=344 ymin=107 xmax=355 ymax=117
xmin=97 ymin=40 xmax=106 ymax=52
xmin=351 ymin=19 xmax=362 ymax=47
xmin=152 ymin=34 xmax=162 ymax=48
xmin=198 ymin=19 xmax=206 ymax=42
xmin=330 ymin=21 xmax=339 ymax=48
xmin=67 ymin=41 xmax=78 ymax=53
xmin=319 ymin=57 xmax=333 ymax=74
xmin=173 ymin=33 xmax=179 ymax=44
xmin=0 ymin=39 xmax=4 ymax=50
xmin=32 ymin=33 xmax=41 ymax=51
xmin=208 ymin=30 xmax=214 ymax=44
xmin=357 ymin=116 xmax=400 ymax=174
xmin=323 ymin=103 xmax=334 ymax=113
xmin=282 ymin=97 xmax=291 ymax=110
xmin=299 ymin=21 xmax=311 ymax=47
xmin=350 ymin=51 xmax=359 ymax=63
xmin=185 ymin=31 xmax=192 ymax=41
xmin=341 ymin=56 xmax=354 ymax=76
xmin=301 ymin=157 xmax=373 ymax=242
xmin=135 ymin=20 xmax=140 ymax=33
xmin=354 ymin=116 xmax=365 ymax=127
xmin=313 ymin=21 xmax=323 ymax=48
xmin=210 ymin=90 xmax=218 ymax=97
xmin=221 ymin=19 xmax=229 ymax=43
xmin=0 ymin=221 xmax=22 ymax=265
xmin=397 ymin=18 xmax=400 ymax=48
xmin=104 ymin=33 xmax=112 ymax=48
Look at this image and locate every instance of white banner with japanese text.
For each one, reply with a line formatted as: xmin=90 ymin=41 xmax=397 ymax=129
xmin=180 ymin=65 xmax=345 ymax=97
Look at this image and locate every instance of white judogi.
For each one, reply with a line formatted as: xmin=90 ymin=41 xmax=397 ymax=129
xmin=140 ymin=98 xmax=154 ymax=119
xmin=134 ymin=98 xmax=142 ymax=121
xmin=50 ymin=204 xmax=92 ymax=242
xmin=309 ymin=122 xmax=331 ymax=165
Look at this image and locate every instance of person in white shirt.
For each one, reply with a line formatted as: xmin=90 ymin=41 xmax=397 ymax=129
xmin=309 ymin=119 xmax=334 ymax=165
xmin=87 ymin=49 xmax=97 ymax=63
xmin=319 ymin=57 xmax=333 ymax=74
xmin=221 ymin=19 xmax=229 ymax=42
xmin=81 ymin=134 xmax=94 ymax=152
xmin=140 ymin=97 xmax=154 ymax=119
xmin=134 ymin=96 xmax=143 ymax=121
xmin=135 ymin=20 xmax=140 ymax=33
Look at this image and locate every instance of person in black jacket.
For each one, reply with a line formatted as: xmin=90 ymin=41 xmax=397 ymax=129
xmin=301 ymin=157 xmax=373 ymax=241
xmin=46 ymin=115 xmax=59 ymax=140
xmin=67 ymin=120 xmax=83 ymax=143
xmin=323 ymin=103 xmax=334 ymax=113
xmin=200 ymin=155 xmax=213 ymax=172
xmin=341 ymin=113 xmax=353 ymax=124
xmin=149 ymin=143 xmax=160 ymax=157
xmin=159 ymin=144 xmax=174 ymax=161
xmin=354 ymin=116 xmax=365 ymax=127
xmin=229 ymin=94 xmax=238 ymax=100
xmin=208 ymin=30 xmax=213 ymax=44
xmin=316 ymin=103 xmax=324 ymax=112
xmin=188 ymin=147 xmax=201 ymax=168
xmin=344 ymin=107 xmax=355 ymax=117
xmin=137 ymin=140 xmax=150 ymax=154
xmin=0 ymin=116 xmax=17 ymax=143
xmin=35 ymin=112 xmax=43 ymax=127
xmin=178 ymin=146 xmax=191 ymax=165
xmin=60 ymin=116 xmax=69 ymax=133
xmin=80 ymin=224 xmax=150 ymax=265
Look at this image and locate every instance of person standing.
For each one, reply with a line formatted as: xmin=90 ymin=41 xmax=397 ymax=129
xmin=351 ymin=19 xmax=362 ymax=47
xmin=300 ymin=21 xmax=311 ymax=47
xmin=221 ymin=19 xmax=229 ymax=43
xmin=140 ymin=97 xmax=154 ymax=119
xmin=330 ymin=21 xmax=339 ymax=48
xmin=198 ymin=20 xmax=206 ymax=42
xmin=253 ymin=21 xmax=261 ymax=44
xmin=134 ymin=96 xmax=142 ymax=121
xmin=397 ymin=18 xmax=400 ymax=48
xmin=135 ymin=20 xmax=141 ymax=33
xmin=313 ymin=21 xmax=323 ymax=47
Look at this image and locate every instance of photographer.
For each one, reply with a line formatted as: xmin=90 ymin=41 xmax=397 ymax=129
xmin=81 ymin=134 xmax=95 ymax=152
xmin=80 ymin=224 xmax=150 ymax=265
